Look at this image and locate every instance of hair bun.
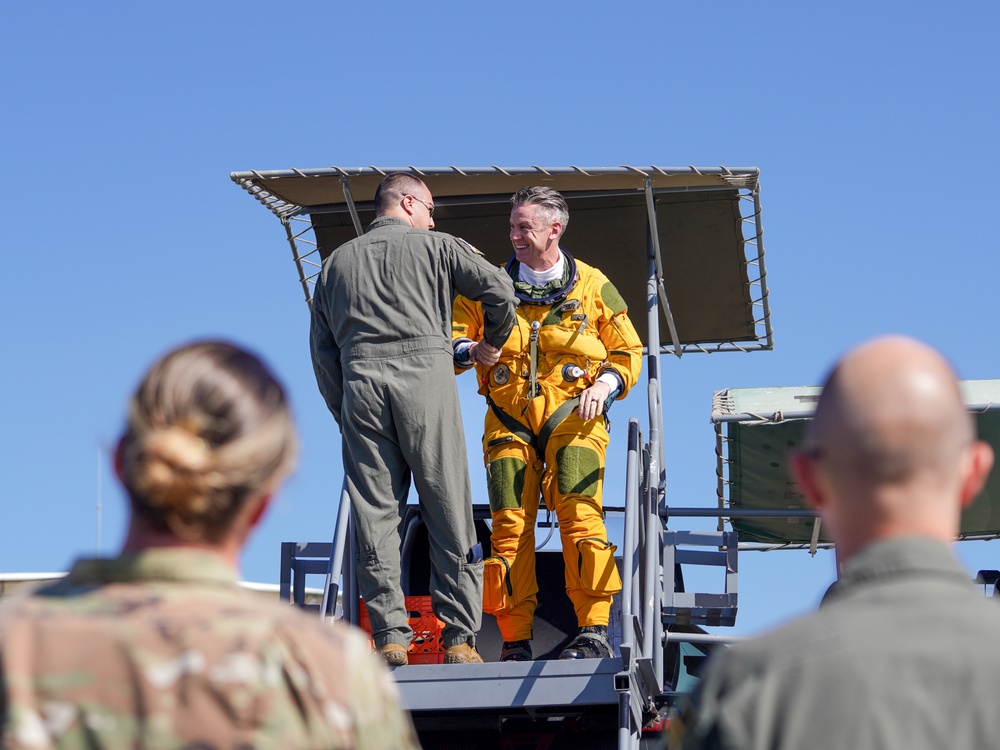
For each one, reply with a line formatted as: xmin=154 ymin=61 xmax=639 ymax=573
xmin=132 ymin=426 xmax=213 ymax=514
xmin=119 ymin=340 xmax=296 ymax=542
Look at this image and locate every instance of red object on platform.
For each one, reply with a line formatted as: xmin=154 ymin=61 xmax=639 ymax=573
xmin=359 ymin=596 xmax=445 ymax=664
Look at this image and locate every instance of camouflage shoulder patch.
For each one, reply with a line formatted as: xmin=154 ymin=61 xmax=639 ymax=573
xmin=455 ymin=237 xmax=485 ymax=256
xmin=600 ymin=281 xmax=628 ymax=316
xmin=541 ymin=306 xmax=563 ymax=327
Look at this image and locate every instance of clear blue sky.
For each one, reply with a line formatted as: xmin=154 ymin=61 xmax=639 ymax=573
xmin=3 ymin=2 xmax=998 ymax=636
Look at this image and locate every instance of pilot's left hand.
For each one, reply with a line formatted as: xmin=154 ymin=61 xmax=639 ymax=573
xmin=577 ymin=381 xmax=612 ymax=421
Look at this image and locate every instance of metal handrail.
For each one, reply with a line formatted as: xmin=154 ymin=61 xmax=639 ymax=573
xmin=321 ymin=480 xmax=352 ymax=621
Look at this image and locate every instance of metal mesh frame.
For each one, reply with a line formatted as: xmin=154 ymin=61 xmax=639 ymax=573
xmin=712 ymin=401 xmax=830 ymax=552
xmin=232 ymin=175 xmax=319 ymax=307
xmin=670 ymin=183 xmax=770 ymax=355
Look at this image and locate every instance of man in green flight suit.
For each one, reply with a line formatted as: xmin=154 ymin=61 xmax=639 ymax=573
xmin=311 ymin=172 xmax=516 ymax=666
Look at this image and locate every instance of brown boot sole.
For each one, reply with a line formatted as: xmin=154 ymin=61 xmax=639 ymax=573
xmin=444 ymin=646 xmax=484 ymax=664
xmin=380 ymin=646 xmax=409 ymax=667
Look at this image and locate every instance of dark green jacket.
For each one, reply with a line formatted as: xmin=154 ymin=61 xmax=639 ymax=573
xmin=679 ymin=536 xmax=1000 ymax=750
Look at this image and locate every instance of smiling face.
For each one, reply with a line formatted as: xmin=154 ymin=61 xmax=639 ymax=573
xmin=509 ymin=203 xmax=561 ymax=270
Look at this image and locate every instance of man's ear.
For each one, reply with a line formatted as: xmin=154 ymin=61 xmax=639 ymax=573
xmin=549 ymin=221 xmax=563 ymax=242
xmin=113 ymin=437 xmax=125 ymax=482
xmin=959 ymin=440 xmax=995 ymax=509
xmin=791 ymin=451 xmax=825 ymax=511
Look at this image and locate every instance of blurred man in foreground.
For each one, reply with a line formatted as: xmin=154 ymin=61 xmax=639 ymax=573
xmin=676 ymin=335 xmax=998 ymax=750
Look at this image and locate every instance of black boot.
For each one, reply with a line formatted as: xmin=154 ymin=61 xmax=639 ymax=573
xmin=559 ymin=626 xmax=612 ymax=659
xmin=500 ymin=640 xmax=533 ymax=662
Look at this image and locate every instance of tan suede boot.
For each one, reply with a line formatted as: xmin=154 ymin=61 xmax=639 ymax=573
xmin=379 ymin=643 xmax=408 ymax=667
xmin=443 ymin=643 xmax=484 ymax=664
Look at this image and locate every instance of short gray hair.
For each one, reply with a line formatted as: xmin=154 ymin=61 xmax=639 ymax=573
xmin=511 ymin=186 xmax=569 ymax=235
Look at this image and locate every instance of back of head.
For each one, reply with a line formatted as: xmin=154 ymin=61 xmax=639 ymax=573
xmin=117 ymin=341 xmax=297 ymax=543
xmin=374 ymin=172 xmax=430 ymax=215
xmin=801 ymin=336 xmax=991 ymax=553
xmin=511 ymin=186 xmax=570 ymax=235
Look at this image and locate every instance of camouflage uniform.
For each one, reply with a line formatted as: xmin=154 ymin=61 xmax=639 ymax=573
xmin=0 ymin=548 xmax=418 ymax=749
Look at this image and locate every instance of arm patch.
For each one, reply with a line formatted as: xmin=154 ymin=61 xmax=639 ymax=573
xmin=600 ymin=281 xmax=627 ymax=316
xmin=456 ymin=237 xmax=485 ymax=256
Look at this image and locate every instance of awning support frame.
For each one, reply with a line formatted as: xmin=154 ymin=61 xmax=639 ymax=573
xmin=643 ymin=178 xmax=682 ymax=359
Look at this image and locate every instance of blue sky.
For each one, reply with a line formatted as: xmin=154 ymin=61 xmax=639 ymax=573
xmin=3 ymin=2 xmax=998 ymax=636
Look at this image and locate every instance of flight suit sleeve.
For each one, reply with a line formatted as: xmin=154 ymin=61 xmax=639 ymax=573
xmin=593 ymin=271 xmax=643 ymax=400
xmin=452 ymin=294 xmax=485 ymax=375
xmin=448 ymin=239 xmax=517 ymax=350
xmin=309 ymin=278 xmax=345 ymax=428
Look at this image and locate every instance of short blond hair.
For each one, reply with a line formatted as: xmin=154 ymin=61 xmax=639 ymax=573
xmin=117 ymin=341 xmax=297 ymax=542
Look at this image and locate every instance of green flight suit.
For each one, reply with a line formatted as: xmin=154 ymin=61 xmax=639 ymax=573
xmin=676 ymin=536 xmax=1000 ymax=750
xmin=310 ymin=216 xmax=516 ymax=650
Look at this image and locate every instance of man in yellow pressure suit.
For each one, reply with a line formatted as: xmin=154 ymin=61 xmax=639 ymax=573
xmin=453 ymin=186 xmax=643 ymax=661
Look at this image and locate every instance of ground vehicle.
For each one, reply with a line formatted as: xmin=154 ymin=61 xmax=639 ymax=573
xmin=232 ymin=165 xmax=1000 ymax=748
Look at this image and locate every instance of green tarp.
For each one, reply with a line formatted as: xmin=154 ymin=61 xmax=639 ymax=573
xmin=716 ymin=382 xmax=1000 ymax=544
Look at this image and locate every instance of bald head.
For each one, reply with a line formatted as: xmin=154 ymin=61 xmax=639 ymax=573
xmin=793 ymin=336 xmax=993 ymax=561
xmin=810 ymin=336 xmax=972 ymax=484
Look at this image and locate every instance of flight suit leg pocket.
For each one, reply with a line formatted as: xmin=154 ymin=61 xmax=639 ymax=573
xmin=482 ymin=556 xmax=516 ymax=614
xmin=575 ymin=538 xmax=623 ymax=596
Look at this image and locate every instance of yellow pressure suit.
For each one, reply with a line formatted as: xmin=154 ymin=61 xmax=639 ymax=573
xmin=453 ymin=252 xmax=643 ymax=642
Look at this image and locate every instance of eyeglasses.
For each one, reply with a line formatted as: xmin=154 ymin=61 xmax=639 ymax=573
xmin=408 ymin=195 xmax=435 ymax=218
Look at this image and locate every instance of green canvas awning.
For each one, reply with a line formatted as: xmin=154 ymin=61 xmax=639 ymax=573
xmin=712 ymin=381 xmax=1000 ymax=545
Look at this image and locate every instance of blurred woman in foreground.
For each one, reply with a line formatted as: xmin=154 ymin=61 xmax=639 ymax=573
xmin=0 ymin=340 xmax=417 ymax=749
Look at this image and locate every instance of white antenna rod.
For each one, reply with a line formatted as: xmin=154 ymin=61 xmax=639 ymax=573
xmin=96 ymin=446 xmax=103 ymax=558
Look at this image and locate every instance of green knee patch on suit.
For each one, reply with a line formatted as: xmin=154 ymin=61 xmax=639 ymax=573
xmin=556 ymin=445 xmax=601 ymax=497
xmin=488 ymin=457 xmax=527 ymax=511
